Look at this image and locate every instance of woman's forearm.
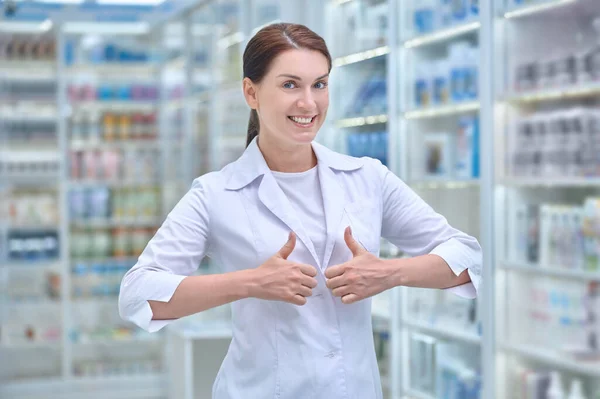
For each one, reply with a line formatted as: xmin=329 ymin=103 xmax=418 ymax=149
xmin=149 ymin=269 xmax=256 ymax=321
xmin=385 ymin=254 xmax=471 ymax=290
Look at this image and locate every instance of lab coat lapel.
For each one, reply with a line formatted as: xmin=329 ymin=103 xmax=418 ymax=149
xmin=257 ymin=165 xmax=321 ymax=269
xmin=318 ymin=163 xmax=347 ymax=270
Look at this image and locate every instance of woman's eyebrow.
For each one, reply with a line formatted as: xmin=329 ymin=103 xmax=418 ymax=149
xmin=276 ymin=73 xmax=330 ymax=81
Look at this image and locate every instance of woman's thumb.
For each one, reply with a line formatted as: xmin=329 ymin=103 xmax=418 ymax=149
xmin=278 ymin=232 xmax=296 ymax=259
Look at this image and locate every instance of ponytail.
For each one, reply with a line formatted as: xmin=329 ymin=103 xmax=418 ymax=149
xmin=246 ymin=109 xmax=259 ymax=148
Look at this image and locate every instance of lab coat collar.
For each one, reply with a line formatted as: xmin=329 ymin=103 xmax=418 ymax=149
xmin=224 ymin=136 xmax=364 ymax=191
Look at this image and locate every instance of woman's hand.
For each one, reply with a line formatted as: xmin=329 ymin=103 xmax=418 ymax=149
xmin=325 ymin=227 xmax=391 ymax=304
xmin=249 ymin=232 xmax=318 ymax=306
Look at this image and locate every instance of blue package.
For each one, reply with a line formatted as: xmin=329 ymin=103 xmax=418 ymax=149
xmin=414 ymin=8 xmax=434 ymax=34
xmin=470 ymin=0 xmax=479 ymax=17
xmin=472 ymin=116 xmax=480 ymax=178
xmin=373 ymin=79 xmax=388 ymax=114
xmin=433 ymin=74 xmax=449 ymax=105
xmin=415 ymin=78 xmax=429 ymax=107
xmin=372 ymin=132 xmax=387 ymax=165
xmin=354 ymin=78 xmax=380 ymax=116
xmin=64 ymin=40 xmax=75 ymax=66
xmin=347 ymin=134 xmax=358 ymax=157
xmin=466 ymin=64 xmax=478 ymax=100
xmin=368 ymin=132 xmax=379 ymax=159
xmin=97 ymin=85 xmax=113 ymax=101
xmin=451 ymin=67 xmax=465 ymax=102
xmin=452 ymin=0 xmax=468 ymax=22
xmin=104 ymin=44 xmax=117 ymax=63
xmin=358 ymin=133 xmax=370 ymax=158
xmin=116 ymin=85 xmax=131 ymax=100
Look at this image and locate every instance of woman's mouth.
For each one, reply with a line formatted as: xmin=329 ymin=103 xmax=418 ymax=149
xmin=288 ymin=115 xmax=316 ymax=127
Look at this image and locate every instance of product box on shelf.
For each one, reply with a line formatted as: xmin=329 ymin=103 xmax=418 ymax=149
xmin=510 ymin=108 xmax=600 ymax=179
xmin=511 ymin=197 xmax=600 ymax=273
xmin=0 ymin=35 xmax=56 ymax=61
xmin=72 ymin=260 xmax=134 ymax=299
xmin=6 ymin=230 xmax=60 ymax=262
xmin=70 ymin=227 xmax=156 ymax=260
xmin=345 ymin=74 xmax=387 ymax=118
xmin=414 ymin=42 xmax=479 ymax=108
xmin=514 ymin=17 xmax=600 ymax=92
xmin=435 ymin=341 xmax=481 ymax=399
xmin=413 ymin=0 xmax=479 ymax=36
xmin=347 ymin=131 xmax=388 ymax=166
xmin=423 ymin=132 xmax=455 ymax=178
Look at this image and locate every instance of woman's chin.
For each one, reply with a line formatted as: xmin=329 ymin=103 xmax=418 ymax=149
xmin=289 ymin=130 xmax=317 ymax=144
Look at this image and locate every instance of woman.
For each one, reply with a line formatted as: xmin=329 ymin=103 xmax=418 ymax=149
xmin=119 ymin=23 xmax=481 ymax=399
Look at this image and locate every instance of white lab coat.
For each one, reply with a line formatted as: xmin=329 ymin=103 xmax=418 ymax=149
xmin=119 ymin=137 xmax=482 ymax=399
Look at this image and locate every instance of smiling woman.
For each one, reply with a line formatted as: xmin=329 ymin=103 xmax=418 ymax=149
xmin=241 ymin=23 xmax=332 ymax=154
xmin=119 ymin=21 xmax=482 ymax=399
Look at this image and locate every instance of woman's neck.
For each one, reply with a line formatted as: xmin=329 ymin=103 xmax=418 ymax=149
xmin=257 ymin=135 xmax=317 ymax=173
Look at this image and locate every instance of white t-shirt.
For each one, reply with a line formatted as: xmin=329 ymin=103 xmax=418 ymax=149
xmin=271 ymin=165 xmax=327 ymax=266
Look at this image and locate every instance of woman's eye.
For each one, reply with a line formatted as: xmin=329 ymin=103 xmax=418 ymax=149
xmin=283 ymin=81 xmax=296 ymax=89
xmin=314 ymin=81 xmax=328 ymax=89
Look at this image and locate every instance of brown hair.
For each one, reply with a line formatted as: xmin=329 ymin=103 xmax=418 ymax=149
xmin=243 ymin=23 xmax=332 ymax=148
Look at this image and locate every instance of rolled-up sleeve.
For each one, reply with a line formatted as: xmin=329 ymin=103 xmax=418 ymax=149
xmin=118 ymin=178 xmax=211 ymax=332
xmin=376 ymin=161 xmax=482 ymax=298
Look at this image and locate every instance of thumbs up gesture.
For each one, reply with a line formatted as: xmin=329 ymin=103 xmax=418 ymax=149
xmin=325 ymin=226 xmax=390 ymax=304
xmin=251 ymin=232 xmax=318 ymax=306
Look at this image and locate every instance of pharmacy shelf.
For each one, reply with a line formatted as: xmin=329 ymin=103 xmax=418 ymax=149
xmin=6 ymin=299 xmax=62 ymax=306
xmin=503 ymin=83 xmax=600 ymax=104
xmin=335 ymin=114 xmax=388 ymax=128
xmin=402 ymin=319 xmax=481 ymax=346
xmin=71 ymin=101 xmax=156 ymax=113
xmin=501 ymin=342 xmax=600 ymax=377
xmin=72 ymin=336 xmax=161 ymax=346
xmin=403 ymin=21 xmax=481 ymax=49
xmin=70 ymin=218 xmax=162 ymax=229
xmin=3 ymin=260 xmax=62 ymax=269
xmin=69 ymin=179 xmax=161 ymax=188
xmin=70 ymin=256 xmax=138 ymax=264
xmin=403 ymin=101 xmax=480 ymax=120
xmin=0 ymin=173 xmax=61 ymax=186
xmin=500 ymin=177 xmax=600 ymax=188
xmin=0 ymin=341 xmax=62 ymax=350
xmin=66 ymin=63 xmax=157 ymax=76
xmin=333 ymin=45 xmax=390 ymax=68
xmin=404 ymin=389 xmax=435 ymax=399
xmin=6 ymin=225 xmax=59 ymax=233
xmin=0 ymin=106 xmax=57 ymax=121
xmin=502 ymin=0 xmax=577 ymax=19
xmin=409 ymin=179 xmax=480 ymax=190
xmin=0 ymin=373 xmax=166 ymax=399
xmin=500 ymin=261 xmax=600 ymax=281
xmin=70 ymin=140 xmax=160 ymax=151
xmin=0 ymin=61 xmax=55 ymax=78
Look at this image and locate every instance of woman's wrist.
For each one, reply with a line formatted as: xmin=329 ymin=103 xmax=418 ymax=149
xmin=381 ymin=257 xmax=407 ymax=289
xmin=236 ymin=268 xmax=260 ymax=299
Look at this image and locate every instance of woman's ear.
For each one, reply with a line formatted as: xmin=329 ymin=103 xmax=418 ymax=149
xmin=243 ymin=77 xmax=258 ymax=110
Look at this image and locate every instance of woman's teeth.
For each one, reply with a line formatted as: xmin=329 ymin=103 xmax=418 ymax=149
xmin=289 ymin=116 xmax=313 ymax=124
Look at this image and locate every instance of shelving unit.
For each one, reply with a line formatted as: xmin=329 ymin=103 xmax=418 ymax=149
xmin=0 ymin=27 xmax=64 ymax=392
xmin=394 ymin=0 xmax=486 ymax=398
xmin=494 ymin=1 xmax=600 ymax=399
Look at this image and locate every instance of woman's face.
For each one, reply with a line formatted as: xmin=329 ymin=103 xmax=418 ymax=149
xmin=244 ymin=49 xmax=330 ymax=147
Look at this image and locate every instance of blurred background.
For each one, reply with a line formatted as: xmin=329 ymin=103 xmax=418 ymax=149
xmin=1 ymin=0 xmax=600 ymax=398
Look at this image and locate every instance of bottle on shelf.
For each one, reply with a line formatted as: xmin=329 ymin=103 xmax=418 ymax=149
xmin=567 ymin=379 xmax=587 ymax=399
xmin=547 ymin=372 xmax=565 ymax=399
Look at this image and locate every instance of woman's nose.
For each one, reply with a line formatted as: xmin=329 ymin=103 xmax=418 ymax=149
xmin=297 ymin=89 xmax=316 ymax=110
